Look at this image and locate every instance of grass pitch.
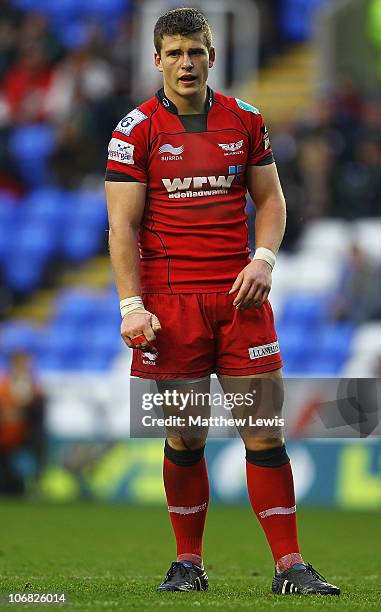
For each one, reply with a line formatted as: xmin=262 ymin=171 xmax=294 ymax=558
xmin=0 ymin=502 xmax=380 ymax=610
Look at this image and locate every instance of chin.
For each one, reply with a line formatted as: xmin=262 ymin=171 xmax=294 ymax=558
xmin=178 ymin=84 xmax=202 ymax=94
xmin=182 ymin=87 xmax=198 ymax=95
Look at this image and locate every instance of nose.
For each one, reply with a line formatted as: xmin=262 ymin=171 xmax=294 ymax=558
xmin=181 ymin=53 xmax=193 ymax=69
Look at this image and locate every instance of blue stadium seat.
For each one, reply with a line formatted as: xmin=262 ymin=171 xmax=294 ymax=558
xmin=0 ymin=354 xmax=7 ymax=373
xmin=281 ymin=356 xmax=302 ymax=375
xmin=89 ymin=0 xmax=127 ymax=18
xmin=37 ymin=322 xmax=80 ymax=369
xmin=315 ymin=323 xmax=354 ymax=359
xmin=304 ymin=354 xmax=346 ymax=376
xmin=2 ymin=215 xmax=58 ymax=292
xmin=91 ymin=293 xmax=120 ymax=326
xmin=0 ymin=321 xmax=40 ymax=355
xmin=61 ymin=225 xmax=104 ymax=261
xmin=44 ymin=0 xmax=88 ymax=23
xmin=3 ymin=253 xmax=47 ymax=293
xmin=16 ymin=0 xmax=130 ymax=18
xmin=40 ymin=337 xmax=112 ymax=371
xmin=277 ymin=323 xmax=317 ymax=362
xmin=43 ymin=321 xmax=79 ymax=351
xmin=0 ymin=192 xmax=18 ymax=262
xmin=53 ymin=289 xmax=95 ymax=323
xmin=277 ymin=323 xmax=307 ymax=349
xmin=279 ymin=0 xmax=328 ymax=40
xmin=57 ymin=21 xmax=93 ymax=48
xmin=59 ymin=189 xmax=107 ymax=261
xmin=82 ymin=323 xmax=120 ymax=353
xmin=0 ymin=286 xmax=123 ymax=372
xmin=23 ymin=187 xmax=65 ymax=227
xmin=0 ymin=226 xmax=13 ymax=264
xmin=45 ymin=289 xmax=121 ymax=371
xmin=9 ymin=124 xmax=56 ymax=186
xmin=75 ymin=190 xmax=108 ymax=230
xmin=13 ymin=221 xmax=58 ymax=258
xmin=36 ymin=352 xmax=66 ymax=371
xmin=281 ymin=294 xmax=327 ymax=328
xmin=0 ymin=190 xmax=19 ymax=214
xmin=52 ymin=2 xmax=131 ymax=41
xmin=279 ymin=320 xmax=353 ymax=375
xmin=11 ymin=0 xmax=43 ymax=9
xmin=0 ymin=227 xmax=14 ymax=254
xmin=69 ymin=351 xmax=116 ymax=371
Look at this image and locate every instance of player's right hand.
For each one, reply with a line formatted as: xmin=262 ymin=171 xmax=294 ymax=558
xmin=121 ymin=309 xmax=162 ymax=349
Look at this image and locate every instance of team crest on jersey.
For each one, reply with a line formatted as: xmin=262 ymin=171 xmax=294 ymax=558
xmin=115 ymin=108 xmax=148 ymax=136
xmin=158 ymin=143 xmax=184 ymax=161
xmin=218 ymin=139 xmax=244 ymax=155
xmin=108 ymin=138 xmax=134 ymax=164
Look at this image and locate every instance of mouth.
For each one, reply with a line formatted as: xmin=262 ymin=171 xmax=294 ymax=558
xmin=178 ymin=74 xmax=197 ymax=85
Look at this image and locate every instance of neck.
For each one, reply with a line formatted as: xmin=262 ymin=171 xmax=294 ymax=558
xmin=163 ymin=84 xmax=207 ymax=115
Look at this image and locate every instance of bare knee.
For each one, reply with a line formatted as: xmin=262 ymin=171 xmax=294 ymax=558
xmin=167 ymin=436 xmax=207 ymax=451
xmin=243 ymin=436 xmax=284 ymax=452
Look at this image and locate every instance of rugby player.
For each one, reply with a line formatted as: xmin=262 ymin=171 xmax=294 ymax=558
xmin=105 ymin=7 xmax=340 ymax=596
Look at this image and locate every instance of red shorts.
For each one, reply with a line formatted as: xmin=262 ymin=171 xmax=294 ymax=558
xmin=131 ymin=293 xmax=282 ymax=379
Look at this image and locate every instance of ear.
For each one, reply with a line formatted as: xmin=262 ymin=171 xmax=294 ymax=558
xmin=208 ymin=47 xmax=215 ymax=68
xmin=154 ymin=52 xmax=163 ymax=73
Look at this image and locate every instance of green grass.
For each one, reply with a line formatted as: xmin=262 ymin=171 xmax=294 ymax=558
xmin=0 ymin=502 xmax=380 ymax=610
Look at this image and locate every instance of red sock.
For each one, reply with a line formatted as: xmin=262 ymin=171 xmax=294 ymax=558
xmin=246 ymin=449 xmax=300 ymax=569
xmin=163 ymin=445 xmax=209 ymax=565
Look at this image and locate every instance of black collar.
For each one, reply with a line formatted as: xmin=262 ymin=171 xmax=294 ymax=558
xmin=156 ymin=86 xmax=214 ymax=115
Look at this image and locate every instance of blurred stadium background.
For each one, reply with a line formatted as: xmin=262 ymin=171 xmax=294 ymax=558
xmin=0 ymin=0 xmax=381 ymax=516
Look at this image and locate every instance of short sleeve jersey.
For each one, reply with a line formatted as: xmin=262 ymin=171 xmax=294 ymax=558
xmin=106 ymin=87 xmax=274 ymax=294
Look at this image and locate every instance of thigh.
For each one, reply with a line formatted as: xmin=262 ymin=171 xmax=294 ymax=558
xmin=156 ymin=376 xmax=211 ymax=450
xmin=216 ymin=294 xmax=283 ymax=376
xmin=131 ymin=294 xmax=215 ymax=380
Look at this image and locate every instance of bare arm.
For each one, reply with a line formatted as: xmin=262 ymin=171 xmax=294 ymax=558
xmin=229 ymin=163 xmax=286 ymax=309
xmin=106 ymin=181 xmax=160 ymax=349
xmin=247 ymin=163 xmax=286 ymax=254
xmin=106 ymin=181 xmax=146 ymax=298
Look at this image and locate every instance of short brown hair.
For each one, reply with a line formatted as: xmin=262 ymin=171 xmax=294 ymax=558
xmin=154 ymin=7 xmax=212 ymax=54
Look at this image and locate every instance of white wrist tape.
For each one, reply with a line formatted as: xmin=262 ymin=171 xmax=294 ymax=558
xmin=119 ymin=296 xmax=162 ymax=332
xmin=253 ymin=247 xmax=276 ymax=269
xmin=120 ymin=296 xmax=144 ymax=318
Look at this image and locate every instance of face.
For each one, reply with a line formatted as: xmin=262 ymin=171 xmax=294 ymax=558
xmin=154 ymin=32 xmax=215 ymax=102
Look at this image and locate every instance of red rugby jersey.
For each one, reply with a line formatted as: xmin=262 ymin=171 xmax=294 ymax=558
xmin=105 ymin=87 xmax=274 ymax=294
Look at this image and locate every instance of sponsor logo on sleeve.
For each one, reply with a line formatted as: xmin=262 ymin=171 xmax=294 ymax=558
xmin=218 ymin=139 xmax=244 ymax=155
xmin=248 ymin=341 xmax=280 ymax=360
xmin=108 ymin=138 xmax=134 ymax=164
xmin=235 ymin=98 xmax=260 ymax=114
xmin=115 ymin=109 xmax=148 ymax=136
xmin=262 ymin=125 xmax=270 ymax=150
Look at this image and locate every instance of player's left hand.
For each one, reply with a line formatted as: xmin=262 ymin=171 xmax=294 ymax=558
xmin=229 ymin=260 xmax=272 ymax=310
